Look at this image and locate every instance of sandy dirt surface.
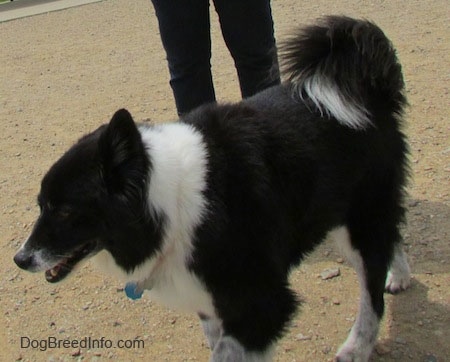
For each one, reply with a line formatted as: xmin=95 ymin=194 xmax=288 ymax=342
xmin=1 ymin=0 xmax=448 ymax=361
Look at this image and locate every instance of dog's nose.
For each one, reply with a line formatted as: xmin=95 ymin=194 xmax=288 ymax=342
xmin=13 ymin=251 xmax=34 ymax=270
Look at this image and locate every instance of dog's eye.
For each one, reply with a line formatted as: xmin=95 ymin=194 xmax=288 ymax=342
xmin=58 ymin=211 xmax=71 ymax=219
xmin=56 ymin=207 xmax=72 ymax=219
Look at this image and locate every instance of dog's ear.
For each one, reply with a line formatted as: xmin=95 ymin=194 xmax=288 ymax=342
xmin=98 ymin=109 xmax=147 ymax=195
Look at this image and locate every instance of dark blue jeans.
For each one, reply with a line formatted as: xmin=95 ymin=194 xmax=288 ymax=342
xmin=151 ymin=0 xmax=280 ymax=115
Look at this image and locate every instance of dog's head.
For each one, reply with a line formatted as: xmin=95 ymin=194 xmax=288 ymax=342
xmin=13 ymin=109 xmax=158 ymax=282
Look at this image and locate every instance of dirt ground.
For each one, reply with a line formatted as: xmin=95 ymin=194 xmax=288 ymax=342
xmin=0 ymin=0 xmax=448 ymax=361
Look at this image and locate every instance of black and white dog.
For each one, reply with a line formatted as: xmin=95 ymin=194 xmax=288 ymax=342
xmin=14 ymin=16 xmax=411 ymax=361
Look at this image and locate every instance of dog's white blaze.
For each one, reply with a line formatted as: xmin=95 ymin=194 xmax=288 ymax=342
xmin=301 ymin=75 xmax=371 ymax=130
xmin=95 ymin=123 xmax=214 ymax=316
xmin=331 ymin=226 xmax=379 ymax=361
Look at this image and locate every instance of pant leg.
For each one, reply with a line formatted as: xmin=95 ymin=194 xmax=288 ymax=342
xmin=213 ymin=0 xmax=280 ymax=98
xmin=151 ymin=0 xmax=215 ymax=115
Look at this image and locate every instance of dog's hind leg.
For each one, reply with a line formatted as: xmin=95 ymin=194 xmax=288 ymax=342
xmin=333 ymin=226 xmax=389 ymax=362
xmin=385 ymin=242 xmax=411 ymax=294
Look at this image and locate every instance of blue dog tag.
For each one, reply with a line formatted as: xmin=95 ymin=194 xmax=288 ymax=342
xmin=124 ymin=282 xmax=143 ymax=300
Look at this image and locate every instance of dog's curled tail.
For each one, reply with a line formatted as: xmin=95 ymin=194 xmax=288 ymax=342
xmin=280 ymin=16 xmax=406 ymax=130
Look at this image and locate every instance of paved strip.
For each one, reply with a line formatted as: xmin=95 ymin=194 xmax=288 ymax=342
xmin=0 ymin=0 xmax=103 ymax=23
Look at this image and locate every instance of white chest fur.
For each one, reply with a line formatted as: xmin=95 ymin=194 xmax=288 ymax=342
xmin=93 ymin=122 xmax=215 ymax=316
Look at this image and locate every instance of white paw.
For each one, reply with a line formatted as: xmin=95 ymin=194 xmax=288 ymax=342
xmin=335 ymin=346 xmax=371 ymax=362
xmin=385 ymin=245 xmax=411 ymax=294
xmin=385 ymin=267 xmax=411 ymax=294
xmin=335 ymin=352 xmax=354 ymax=362
xmin=336 ymin=334 xmax=374 ymax=362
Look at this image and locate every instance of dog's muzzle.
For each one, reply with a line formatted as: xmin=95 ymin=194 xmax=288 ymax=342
xmin=14 ymin=248 xmax=38 ymax=271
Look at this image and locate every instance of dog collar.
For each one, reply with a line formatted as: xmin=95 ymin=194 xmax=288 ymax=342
xmin=124 ymin=250 xmax=166 ymax=300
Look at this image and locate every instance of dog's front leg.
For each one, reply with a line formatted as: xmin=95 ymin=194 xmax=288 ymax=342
xmin=209 ymin=334 xmax=274 ymax=362
xmin=199 ymin=314 xmax=223 ymax=350
xmin=209 ymin=336 xmax=246 ymax=362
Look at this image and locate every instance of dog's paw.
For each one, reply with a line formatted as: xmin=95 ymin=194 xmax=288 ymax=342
xmin=335 ymin=355 xmax=353 ymax=362
xmin=385 ymin=245 xmax=411 ymax=294
xmin=335 ymin=351 xmax=368 ymax=362
xmin=385 ymin=269 xmax=411 ymax=294
xmin=336 ymin=340 xmax=372 ymax=362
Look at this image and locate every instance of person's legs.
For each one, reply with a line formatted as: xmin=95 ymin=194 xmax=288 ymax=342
xmin=213 ymin=0 xmax=280 ymax=98
xmin=151 ymin=0 xmax=216 ymax=115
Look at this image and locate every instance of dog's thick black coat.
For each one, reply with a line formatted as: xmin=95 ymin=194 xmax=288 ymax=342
xmin=14 ymin=16 xmax=409 ymax=360
xmin=184 ymin=17 xmax=407 ymax=350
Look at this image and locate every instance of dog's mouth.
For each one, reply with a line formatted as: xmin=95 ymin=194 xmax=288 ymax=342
xmin=45 ymin=240 xmax=98 ymax=283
